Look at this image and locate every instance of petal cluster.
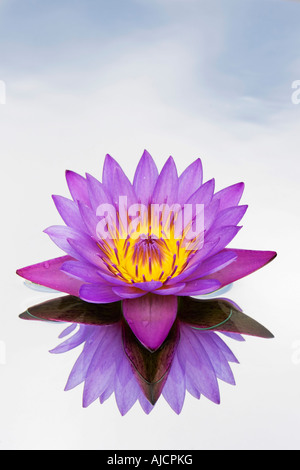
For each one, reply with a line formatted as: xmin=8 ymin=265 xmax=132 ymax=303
xmin=17 ymin=150 xmax=276 ymax=304
xmin=17 ymin=150 xmax=277 ymax=415
xmin=50 ymin=321 xmax=241 ymax=415
xmin=20 ymin=294 xmax=273 ymax=415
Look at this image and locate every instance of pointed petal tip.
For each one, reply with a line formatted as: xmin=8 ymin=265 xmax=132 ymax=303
xmin=142 ymin=149 xmax=152 ymax=158
xmin=193 ymin=157 xmax=203 ymax=171
xmin=122 ymin=294 xmax=178 ymax=351
xmin=104 ymin=153 xmax=115 ymax=165
xmin=167 ymin=155 xmax=177 ymax=169
xmin=172 ymin=407 xmax=182 ymax=415
xmin=16 ymin=265 xmax=35 ymax=280
xmin=252 ymin=249 xmax=277 ymax=266
xmin=16 ymin=267 xmax=23 ymax=277
xmin=65 ymin=169 xmax=86 ymax=186
xmin=65 ymin=169 xmax=75 ymax=179
xmin=233 ymin=182 xmax=245 ymax=192
xmin=206 ymin=177 xmax=215 ymax=192
xmin=19 ymin=311 xmax=29 ymax=320
xmin=42 ymin=226 xmax=51 ymax=235
xmin=117 ymin=403 xmax=133 ymax=417
xmin=263 ymin=329 xmax=275 ymax=339
xmin=85 ymin=172 xmax=97 ymax=182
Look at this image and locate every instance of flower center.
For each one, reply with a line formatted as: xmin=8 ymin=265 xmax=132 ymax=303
xmin=97 ymin=205 xmax=201 ymax=284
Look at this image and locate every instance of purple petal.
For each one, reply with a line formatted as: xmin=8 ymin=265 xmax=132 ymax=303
xmin=213 ymin=182 xmax=244 ymax=211
xmin=182 ymin=250 xmax=238 ymax=281
xmin=122 ymin=294 xmax=178 ymax=351
xmin=162 ymin=355 xmax=186 ymax=414
xmin=178 ymin=158 xmax=203 ymax=204
xmin=77 ymin=201 xmax=101 ymax=239
xmin=65 ymin=328 xmax=105 ymax=390
xmin=16 ymin=255 xmax=83 ymax=296
xmin=212 ymin=205 xmax=248 ymax=229
xmin=43 ymin=225 xmax=98 ymax=263
xmin=221 ymin=332 xmax=245 ymax=342
xmin=82 ymin=324 xmax=122 ymax=407
xmin=185 ymin=178 xmax=215 ymax=207
xmin=61 ymin=260 xmax=103 ymax=284
xmin=99 ymin=383 xmax=114 ymax=404
xmin=179 ymin=325 xmax=220 ymax=403
xmin=138 ymin=394 xmax=155 ymax=414
xmin=133 ymin=150 xmax=159 ymax=205
xmin=102 ymin=154 xmax=123 ymax=192
xmin=97 ymin=271 xmax=128 ymax=286
xmin=131 ymin=280 xmax=163 ymax=292
xmin=204 ymin=225 xmax=242 ymax=256
xmin=179 ymin=279 xmax=221 ymax=296
xmin=58 ymin=323 xmax=77 ymax=338
xmin=112 ymin=166 xmax=137 ymax=208
xmin=181 ymin=198 xmax=219 ymax=242
xmin=79 ymin=284 xmax=121 ymax=303
xmin=202 ymin=199 xmax=220 ymax=232
xmin=65 ymin=170 xmax=90 ymax=206
xmin=152 ymin=157 xmax=178 ymax=205
xmin=173 ymin=240 xmax=219 ymax=275
xmin=52 ymin=195 xmax=87 ymax=232
xmin=185 ymin=376 xmax=201 ymax=399
xmin=86 ymin=173 xmax=112 ymax=211
xmin=195 ymin=332 xmax=236 ymax=385
xmin=154 ymin=283 xmax=186 ymax=295
xmin=112 ymin=285 xmax=146 ymax=299
xmin=67 ymin=237 xmax=105 ymax=269
xmin=50 ymin=324 xmax=94 ymax=354
xmin=210 ymin=333 xmax=240 ymax=362
xmin=202 ymin=249 xmax=277 ymax=288
xmin=114 ymin=357 xmax=140 ymax=415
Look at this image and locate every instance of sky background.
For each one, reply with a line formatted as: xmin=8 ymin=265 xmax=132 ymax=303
xmin=0 ymin=0 xmax=300 ymax=450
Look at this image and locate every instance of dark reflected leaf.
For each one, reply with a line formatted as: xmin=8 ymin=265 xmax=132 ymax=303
xmin=19 ymin=295 xmax=122 ymax=325
xmin=178 ymin=297 xmax=274 ymax=338
xmin=122 ymin=320 xmax=180 ymax=405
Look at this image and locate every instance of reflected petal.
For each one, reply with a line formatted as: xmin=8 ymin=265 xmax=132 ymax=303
xmin=178 ymin=296 xmax=274 ymax=338
xmin=19 ymin=295 xmax=122 ymax=325
xmin=122 ymin=294 xmax=178 ymax=351
xmin=122 ymin=319 xmax=180 ymax=405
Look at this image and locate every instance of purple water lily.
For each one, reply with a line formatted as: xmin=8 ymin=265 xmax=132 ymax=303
xmin=17 ymin=150 xmax=276 ymax=414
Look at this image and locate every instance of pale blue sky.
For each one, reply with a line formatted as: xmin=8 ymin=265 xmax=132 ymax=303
xmin=0 ymin=0 xmax=299 ymax=122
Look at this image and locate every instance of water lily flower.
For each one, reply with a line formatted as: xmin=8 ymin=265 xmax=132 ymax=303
xmin=17 ymin=150 xmax=276 ymax=415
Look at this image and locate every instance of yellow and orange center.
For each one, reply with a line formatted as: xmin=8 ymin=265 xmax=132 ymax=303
xmin=97 ymin=206 xmax=202 ymax=284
